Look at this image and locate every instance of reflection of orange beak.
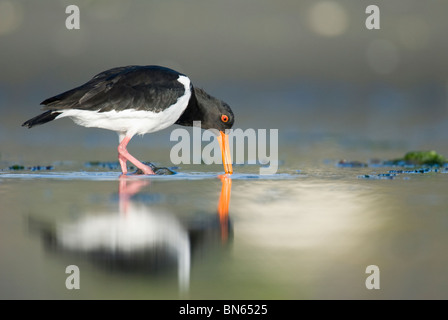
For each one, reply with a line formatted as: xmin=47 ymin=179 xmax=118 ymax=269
xmin=217 ymin=131 xmax=233 ymax=174
xmin=218 ymin=174 xmax=232 ymax=242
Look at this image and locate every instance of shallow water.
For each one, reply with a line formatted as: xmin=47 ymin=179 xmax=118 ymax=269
xmin=1 ymin=147 xmax=448 ymax=299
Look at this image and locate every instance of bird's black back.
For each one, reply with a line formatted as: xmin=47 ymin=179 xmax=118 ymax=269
xmin=41 ymin=65 xmax=189 ymax=113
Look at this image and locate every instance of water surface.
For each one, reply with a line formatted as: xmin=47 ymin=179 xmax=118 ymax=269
xmin=1 ymin=149 xmax=447 ymax=299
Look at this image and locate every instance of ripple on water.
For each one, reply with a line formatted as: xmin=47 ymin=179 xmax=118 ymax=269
xmin=0 ymin=170 xmax=298 ymax=181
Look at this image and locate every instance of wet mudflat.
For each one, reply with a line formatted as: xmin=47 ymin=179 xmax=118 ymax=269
xmin=1 ymin=145 xmax=448 ymax=300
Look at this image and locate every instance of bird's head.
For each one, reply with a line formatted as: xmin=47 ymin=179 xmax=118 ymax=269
xmin=194 ymin=88 xmax=234 ymax=131
xmin=194 ymin=88 xmax=234 ymax=174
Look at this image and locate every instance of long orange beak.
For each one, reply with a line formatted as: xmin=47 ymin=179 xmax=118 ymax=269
xmin=217 ymin=131 xmax=233 ymax=174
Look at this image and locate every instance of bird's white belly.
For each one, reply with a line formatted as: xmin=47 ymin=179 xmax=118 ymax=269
xmin=56 ymin=75 xmax=191 ymax=137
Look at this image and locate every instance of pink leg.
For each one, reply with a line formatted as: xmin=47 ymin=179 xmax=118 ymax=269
xmin=118 ymin=154 xmax=128 ymax=175
xmin=118 ymin=136 xmax=155 ymax=175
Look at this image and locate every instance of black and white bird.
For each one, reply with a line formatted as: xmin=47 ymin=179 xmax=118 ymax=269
xmin=22 ymin=65 xmax=234 ymax=175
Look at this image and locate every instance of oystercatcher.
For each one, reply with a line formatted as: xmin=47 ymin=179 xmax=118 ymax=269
xmin=22 ymin=65 xmax=234 ymax=175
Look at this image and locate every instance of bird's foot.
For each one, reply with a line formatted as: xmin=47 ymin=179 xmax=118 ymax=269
xmin=132 ymin=162 xmax=176 ymax=175
xmin=133 ymin=165 xmax=156 ymax=175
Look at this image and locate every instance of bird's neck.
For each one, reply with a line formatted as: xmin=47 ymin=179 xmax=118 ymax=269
xmin=175 ymin=88 xmax=205 ymax=127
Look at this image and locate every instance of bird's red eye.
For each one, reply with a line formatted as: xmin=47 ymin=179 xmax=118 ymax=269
xmin=221 ymin=114 xmax=229 ymax=123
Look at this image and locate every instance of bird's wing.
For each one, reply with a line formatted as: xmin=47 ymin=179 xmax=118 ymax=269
xmin=41 ymin=66 xmax=188 ymax=113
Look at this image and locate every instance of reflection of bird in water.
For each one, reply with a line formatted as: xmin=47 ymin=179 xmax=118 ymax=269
xmin=29 ymin=175 xmax=233 ymax=293
xmin=56 ymin=177 xmax=191 ymax=291
xmin=22 ymin=65 xmax=234 ymax=175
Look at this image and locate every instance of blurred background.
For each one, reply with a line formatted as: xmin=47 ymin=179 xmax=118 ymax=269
xmin=0 ymin=0 xmax=447 ymax=162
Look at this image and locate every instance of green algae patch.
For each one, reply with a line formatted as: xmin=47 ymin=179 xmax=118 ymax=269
xmin=403 ymin=151 xmax=446 ymax=166
xmin=387 ymin=151 xmax=447 ymax=166
xmin=8 ymin=165 xmax=25 ymax=170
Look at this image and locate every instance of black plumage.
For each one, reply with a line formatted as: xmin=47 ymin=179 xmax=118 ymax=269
xmin=41 ymin=65 xmax=186 ymax=113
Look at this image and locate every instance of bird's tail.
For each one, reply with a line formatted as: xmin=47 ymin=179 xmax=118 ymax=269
xmin=22 ymin=110 xmax=61 ymax=128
